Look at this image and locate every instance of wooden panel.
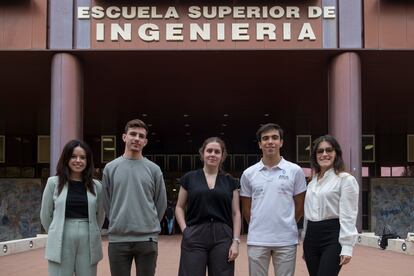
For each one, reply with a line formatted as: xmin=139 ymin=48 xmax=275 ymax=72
xmin=31 ymin=0 xmax=47 ymax=49
xmin=407 ymin=4 xmax=414 ymax=48
xmin=364 ymin=0 xmax=414 ymax=49
xmin=0 ymin=6 xmax=4 ymax=47
xmin=3 ymin=2 xmax=32 ymax=48
xmin=364 ymin=0 xmax=379 ymax=48
xmin=0 ymin=0 xmax=47 ymax=49
xmin=379 ymin=1 xmax=406 ymax=48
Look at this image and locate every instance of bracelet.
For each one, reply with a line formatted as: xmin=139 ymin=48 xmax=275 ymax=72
xmin=232 ymin=237 xmax=241 ymax=244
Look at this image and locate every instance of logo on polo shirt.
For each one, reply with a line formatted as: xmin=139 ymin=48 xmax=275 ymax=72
xmin=278 ymin=169 xmax=289 ymax=180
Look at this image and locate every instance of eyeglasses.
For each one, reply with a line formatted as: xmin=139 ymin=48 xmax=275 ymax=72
xmin=316 ymin=147 xmax=335 ymax=154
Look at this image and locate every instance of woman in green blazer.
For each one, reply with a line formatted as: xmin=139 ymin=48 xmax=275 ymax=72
xmin=40 ymin=139 xmax=105 ymax=276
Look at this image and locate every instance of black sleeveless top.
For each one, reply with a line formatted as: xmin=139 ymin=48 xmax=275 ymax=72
xmin=180 ymin=169 xmax=239 ymax=228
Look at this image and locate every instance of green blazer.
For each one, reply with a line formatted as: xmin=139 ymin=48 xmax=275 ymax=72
xmin=40 ymin=176 xmax=105 ymax=265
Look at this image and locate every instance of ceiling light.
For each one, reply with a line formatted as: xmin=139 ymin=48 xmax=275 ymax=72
xmin=365 ymin=145 xmax=374 ymax=150
xmin=142 ymin=113 xmax=148 ymax=117
xmin=264 ymin=114 xmax=270 ymax=117
xmin=183 ymin=114 xmax=189 ymax=118
xmin=223 ymin=114 xmax=229 ymax=117
xmin=184 ymin=124 xmax=190 ymax=127
xmin=222 ymin=123 xmax=227 ymax=127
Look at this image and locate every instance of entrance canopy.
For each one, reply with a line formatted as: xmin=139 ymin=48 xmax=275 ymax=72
xmin=0 ymin=50 xmax=413 ymax=165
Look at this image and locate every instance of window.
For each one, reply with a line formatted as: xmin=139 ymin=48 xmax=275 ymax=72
xmin=381 ymin=166 xmax=405 ymax=177
xmin=154 ymin=155 xmax=166 ymax=171
xmin=101 ymin=136 xmax=116 ymax=163
xmin=0 ymin=136 xmax=4 ymax=163
xmin=362 ymin=135 xmax=375 ymax=162
xmin=37 ymin=136 xmax=50 ymax=163
xmin=381 ymin=167 xmax=391 ymax=177
xmin=193 ymin=154 xmax=202 ymax=169
xmin=246 ymin=154 xmax=259 ymax=166
xmin=167 ymin=155 xmax=179 ymax=172
xmin=233 ymin=154 xmax=246 ymax=172
xmin=301 ymin=167 xmax=312 ymax=178
xmin=222 ymin=154 xmax=232 ymax=171
xmin=408 ymin=135 xmax=414 ymax=162
xmin=362 ymin=167 xmax=369 ymax=177
xmin=181 ymin=155 xmax=193 ymax=172
xmin=296 ymin=135 xmax=311 ymax=163
xmin=392 ymin=167 xmax=405 ymax=176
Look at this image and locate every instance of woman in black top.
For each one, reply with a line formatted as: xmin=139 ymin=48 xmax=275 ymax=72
xmin=40 ymin=139 xmax=105 ymax=276
xmin=175 ymin=137 xmax=241 ymax=276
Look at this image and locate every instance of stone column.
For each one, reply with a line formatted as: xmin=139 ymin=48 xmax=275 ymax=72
xmin=328 ymin=52 xmax=362 ymax=231
xmin=50 ymin=53 xmax=83 ymax=175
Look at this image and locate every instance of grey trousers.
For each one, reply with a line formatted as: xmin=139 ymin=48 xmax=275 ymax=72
xmin=108 ymin=241 xmax=158 ymax=276
xmin=48 ymin=219 xmax=97 ymax=276
xmin=247 ymin=245 xmax=297 ymax=276
xmin=178 ymin=221 xmax=234 ymax=276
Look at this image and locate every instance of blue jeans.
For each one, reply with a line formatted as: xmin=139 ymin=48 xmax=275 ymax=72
xmin=167 ymin=217 xmax=175 ymax=235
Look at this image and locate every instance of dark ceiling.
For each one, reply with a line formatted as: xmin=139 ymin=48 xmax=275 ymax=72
xmin=81 ymin=50 xmax=333 ymax=154
xmin=0 ymin=50 xmax=413 ymax=155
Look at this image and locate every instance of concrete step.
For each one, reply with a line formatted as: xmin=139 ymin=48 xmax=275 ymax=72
xmin=358 ymin=232 xmax=414 ymax=255
xmin=0 ymin=234 xmax=47 ymax=257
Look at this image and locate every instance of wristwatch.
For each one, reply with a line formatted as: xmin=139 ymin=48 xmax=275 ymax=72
xmin=232 ymin=237 xmax=241 ymax=244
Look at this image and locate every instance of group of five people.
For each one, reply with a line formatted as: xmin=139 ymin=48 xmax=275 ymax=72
xmin=40 ymin=119 xmax=359 ymax=276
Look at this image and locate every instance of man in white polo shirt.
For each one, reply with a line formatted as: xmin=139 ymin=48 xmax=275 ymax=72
xmin=240 ymin=123 xmax=307 ymax=276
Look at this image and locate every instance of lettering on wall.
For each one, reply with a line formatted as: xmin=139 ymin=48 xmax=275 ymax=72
xmin=77 ymin=5 xmax=336 ymax=43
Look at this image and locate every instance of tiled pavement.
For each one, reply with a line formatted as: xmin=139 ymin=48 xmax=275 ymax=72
xmin=1 ymin=235 xmax=414 ymax=276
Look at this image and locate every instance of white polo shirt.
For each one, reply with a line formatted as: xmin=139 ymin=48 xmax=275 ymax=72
xmin=240 ymin=158 xmax=307 ymax=247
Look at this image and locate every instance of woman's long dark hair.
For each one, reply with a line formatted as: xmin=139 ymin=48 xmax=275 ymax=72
xmin=310 ymin=135 xmax=345 ymax=175
xmin=55 ymin=139 xmax=95 ymax=195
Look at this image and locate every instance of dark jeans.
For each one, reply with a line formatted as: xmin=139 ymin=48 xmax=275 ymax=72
xmin=303 ymin=219 xmax=342 ymax=276
xmin=108 ymin=241 xmax=158 ymax=276
xmin=178 ymin=221 xmax=234 ymax=276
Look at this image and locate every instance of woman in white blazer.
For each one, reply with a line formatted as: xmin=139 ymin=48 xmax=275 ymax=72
xmin=40 ymin=139 xmax=105 ymax=276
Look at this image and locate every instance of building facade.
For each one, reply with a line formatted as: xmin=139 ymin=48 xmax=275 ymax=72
xmin=1 ymin=0 xmax=414 ymax=240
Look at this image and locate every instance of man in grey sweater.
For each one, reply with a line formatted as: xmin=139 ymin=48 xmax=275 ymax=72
xmin=102 ymin=119 xmax=167 ymax=276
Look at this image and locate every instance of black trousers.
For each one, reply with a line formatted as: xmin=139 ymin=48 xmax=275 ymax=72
xmin=303 ymin=219 xmax=342 ymax=276
xmin=178 ymin=221 xmax=234 ymax=276
xmin=108 ymin=241 xmax=158 ymax=276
